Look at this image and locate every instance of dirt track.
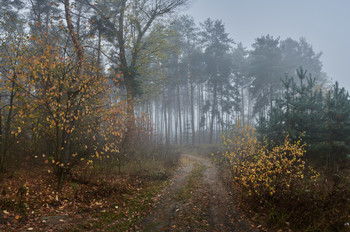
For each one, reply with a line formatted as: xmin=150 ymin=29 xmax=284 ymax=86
xmin=141 ymin=154 xmax=258 ymax=232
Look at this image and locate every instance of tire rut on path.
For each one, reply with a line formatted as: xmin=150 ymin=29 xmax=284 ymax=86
xmin=141 ymin=154 xmax=259 ymax=232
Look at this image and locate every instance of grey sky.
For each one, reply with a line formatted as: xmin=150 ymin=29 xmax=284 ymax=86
xmin=183 ymin=0 xmax=350 ymax=90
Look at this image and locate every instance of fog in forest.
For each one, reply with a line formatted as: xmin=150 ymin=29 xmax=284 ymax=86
xmin=0 ymin=1 xmax=349 ymax=231
xmin=1 ymin=0 xmax=349 ymax=146
xmin=185 ymin=0 xmax=350 ymax=91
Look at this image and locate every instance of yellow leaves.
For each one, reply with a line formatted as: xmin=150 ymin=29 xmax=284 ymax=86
xmin=0 ymin=33 xmax=127 ymax=180
xmin=222 ymin=124 xmax=319 ymax=198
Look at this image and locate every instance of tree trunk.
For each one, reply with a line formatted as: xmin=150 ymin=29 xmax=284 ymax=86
xmin=64 ymin=0 xmax=84 ymax=70
xmin=174 ymin=89 xmax=178 ymax=144
xmin=197 ymin=83 xmax=202 ymax=144
xmin=189 ymin=64 xmax=195 ymax=145
xmin=209 ymin=82 xmax=217 ymax=144
xmin=163 ymin=84 xmax=168 ymax=145
xmin=0 ymin=94 xmax=2 ymax=171
xmin=155 ymin=96 xmax=159 ymax=144
xmin=167 ymin=87 xmax=172 ymax=144
xmin=62 ymin=0 xmax=85 ymax=189
xmin=124 ymin=76 xmax=136 ymax=143
xmin=115 ymin=0 xmax=137 ymax=140
xmin=97 ymin=30 xmax=102 ymax=68
xmin=0 ymin=79 xmax=15 ymax=172
xmin=247 ymin=90 xmax=252 ymax=125
xmin=220 ymin=94 xmax=224 ymax=132
xmin=184 ymin=80 xmax=188 ymax=144
xmin=241 ymin=87 xmax=245 ymax=124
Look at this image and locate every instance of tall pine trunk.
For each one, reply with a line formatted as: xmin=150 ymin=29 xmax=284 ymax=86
xmin=189 ymin=61 xmax=195 ymax=145
xmin=241 ymin=87 xmax=245 ymax=124
xmin=163 ymin=84 xmax=168 ymax=145
xmin=177 ymin=85 xmax=182 ymax=145
xmin=167 ymin=88 xmax=172 ymax=144
xmin=209 ymin=82 xmax=217 ymax=144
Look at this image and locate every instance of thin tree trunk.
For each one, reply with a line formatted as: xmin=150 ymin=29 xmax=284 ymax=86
xmin=197 ymin=83 xmax=201 ymax=144
xmin=248 ymin=90 xmax=252 ymax=125
xmin=174 ymin=90 xmax=178 ymax=144
xmin=163 ymin=84 xmax=168 ymax=145
xmin=167 ymin=88 xmax=172 ymax=144
xmin=189 ymin=63 xmax=195 ymax=145
xmin=241 ymin=87 xmax=245 ymax=124
xmin=205 ymin=83 xmax=209 ymax=143
xmin=209 ymin=82 xmax=217 ymax=144
xmin=0 ymin=79 xmax=15 ymax=172
xmin=155 ymin=96 xmax=159 ymax=144
xmin=220 ymin=94 xmax=224 ymax=132
xmin=177 ymin=85 xmax=182 ymax=145
xmin=185 ymin=79 xmax=190 ymax=144
xmin=0 ymin=94 xmax=2 ymax=171
xmin=159 ymin=95 xmax=164 ymax=144
xmin=97 ymin=30 xmax=102 ymax=68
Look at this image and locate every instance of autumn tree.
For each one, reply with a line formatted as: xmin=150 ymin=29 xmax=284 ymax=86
xmin=0 ymin=30 xmax=28 ymax=172
xmin=0 ymin=0 xmax=126 ymax=188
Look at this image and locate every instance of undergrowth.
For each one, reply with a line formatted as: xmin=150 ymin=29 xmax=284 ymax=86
xmin=217 ymin=122 xmax=350 ymax=231
xmin=0 ymin=145 xmax=180 ymax=231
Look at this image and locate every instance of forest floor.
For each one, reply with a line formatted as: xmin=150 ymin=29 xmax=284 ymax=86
xmin=140 ymin=154 xmax=259 ymax=232
xmin=0 ymin=152 xmax=262 ymax=232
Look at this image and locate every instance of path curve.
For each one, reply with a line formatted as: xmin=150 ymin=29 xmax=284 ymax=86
xmin=141 ymin=154 xmax=259 ymax=232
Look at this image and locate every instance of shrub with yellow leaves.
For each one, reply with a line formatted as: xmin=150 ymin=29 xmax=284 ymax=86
xmin=222 ymin=122 xmax=319 ymax=200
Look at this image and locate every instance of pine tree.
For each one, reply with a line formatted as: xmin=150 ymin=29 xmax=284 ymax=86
xmin=200 ymin=18 xmax=235 ymax=143
xmin=325 ymin=82 xmax=350 ymax=166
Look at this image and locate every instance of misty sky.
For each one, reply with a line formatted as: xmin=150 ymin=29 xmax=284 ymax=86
xmin=183 ymin=0 xmax=350 ymax=90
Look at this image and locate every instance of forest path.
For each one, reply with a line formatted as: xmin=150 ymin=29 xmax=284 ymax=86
xmin=140 ymin=154 xmax=258 ymax=232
